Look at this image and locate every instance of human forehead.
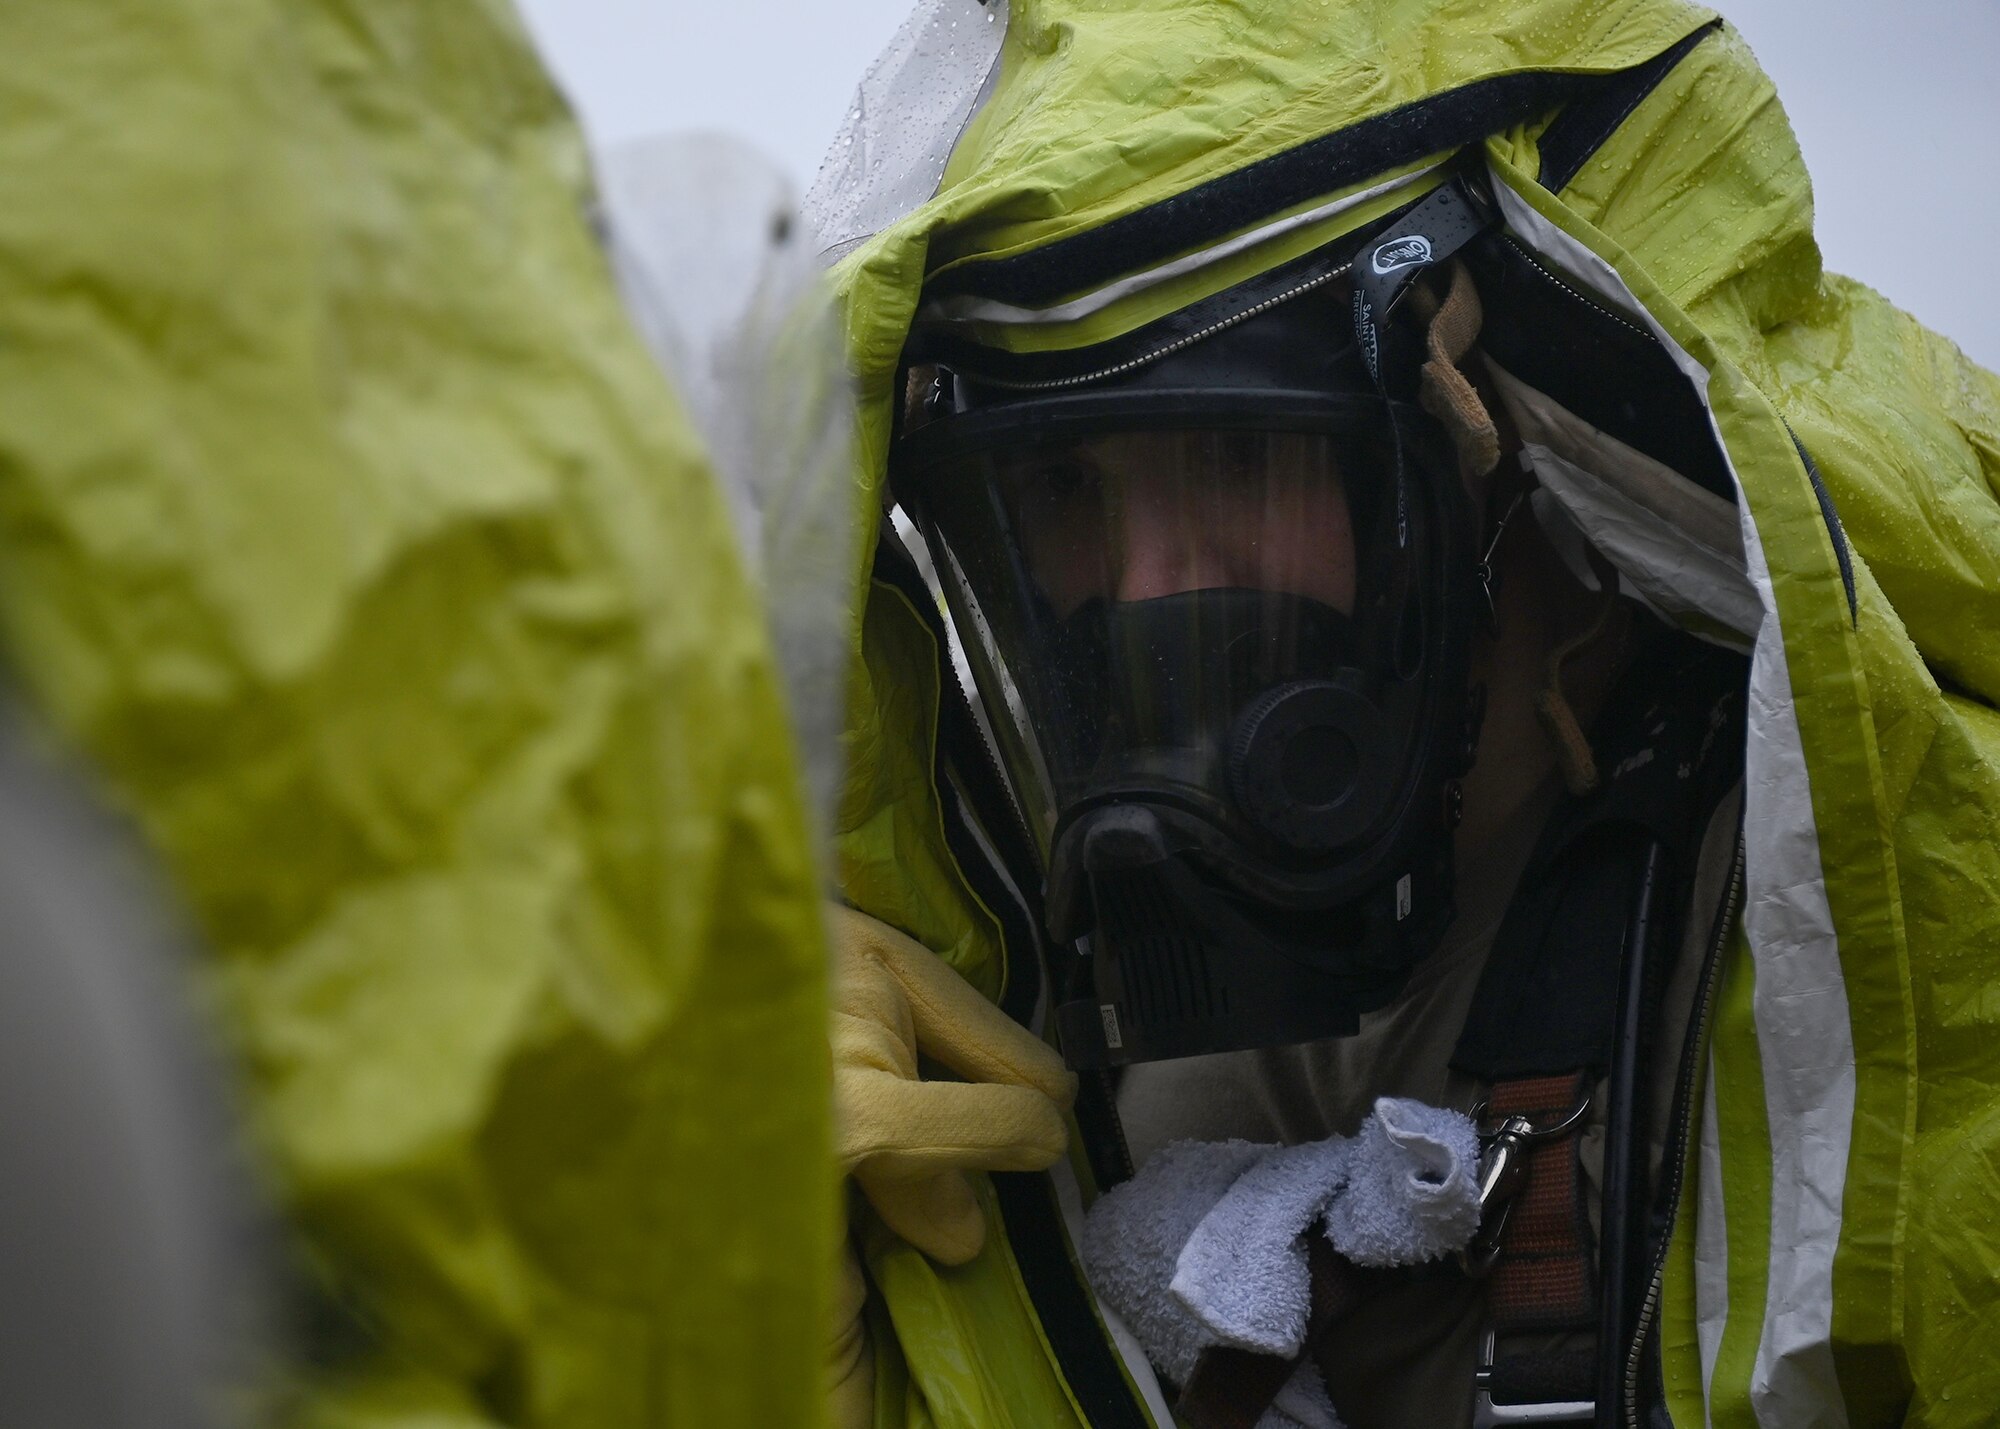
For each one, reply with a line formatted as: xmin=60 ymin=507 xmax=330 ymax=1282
xmin=996 ymin=428 xmax=1348 ymax=478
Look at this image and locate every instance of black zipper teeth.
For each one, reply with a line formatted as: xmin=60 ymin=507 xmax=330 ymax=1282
xmin=966 ymin=261 xmax=1355 ymax=393
xmin=1501 ymin=221 xmax=1739 ymax=1424
xmin=1499 ymin=232 xmax=1658 ymax=345
xmin=919 ymin=592 xmax=1153 ymax=1424
xmin=937 ymin=638 xmax=1045 ymax=1022
xmin=1623 ymin=831 xmax=1747 ymax=1427
xmin=1094 ymin=1066 xmax=1137 ymax=1185
xmin=895 ymin=528 xmax=1043 ymax=917
xmin=948 ymin=661 xmax=1036 ymax=873
xmin=935 ymin=610 xmax=1149 ymax=1191
xmin=872 ymin=538 xmax=1045 ymax=1021
xmin=983 ymin=225 xmax=1648 ymax=397
xmin=934 ymin=648 xmax=1054 ymax=1023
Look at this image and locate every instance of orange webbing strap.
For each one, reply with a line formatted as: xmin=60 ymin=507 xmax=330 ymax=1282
xmin=1485 ymin=1072 xmax=1596 ymax=1331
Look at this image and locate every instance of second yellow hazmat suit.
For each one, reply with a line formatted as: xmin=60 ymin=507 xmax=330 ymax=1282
xmin=0 ymin=3 xmax=836 ymax=1425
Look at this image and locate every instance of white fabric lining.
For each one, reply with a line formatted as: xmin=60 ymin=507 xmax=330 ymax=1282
xmin=1695 ymin=1048 xmax=1727 ymax=1429
xmin=919 ymin=160 xmax=1449 ymax=327
xmin=1492 ymin=363 xmax=1745 ymax=567
xmin=1048 ymin=1154 xmax=1176 ymax=1429
xmin=1523 ymin=445 xmax=1759 ymax=646
xmin=1485 ymin=362 xmax=1760 ymax=645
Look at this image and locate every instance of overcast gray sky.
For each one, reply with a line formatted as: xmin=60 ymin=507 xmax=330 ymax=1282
xmin=516 ymin=0 xmax=2000 ymax=371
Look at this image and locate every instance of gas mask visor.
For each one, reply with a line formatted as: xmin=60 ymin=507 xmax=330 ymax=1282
xmin=892 ymin=303 xmax=1479 ymax=1067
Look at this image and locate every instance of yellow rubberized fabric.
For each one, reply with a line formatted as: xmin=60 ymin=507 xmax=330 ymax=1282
xmin=831 ymin=903 xmax=1077 ymax=1264
xmin=926 ymin=0 xmax=1716 ymax=280
xmin=830 ymin=1241 xmax=878 ymax=1429
xmin=827 ymin=906 xmax=1077 ymax=1429
xmin=821 ymin=3 xmax=2000 ymax=1426
xmin=0 ymin=3 xmax=832 ymax=1426
xmin=862 ymin=1179 xmax=1105 ymax=1429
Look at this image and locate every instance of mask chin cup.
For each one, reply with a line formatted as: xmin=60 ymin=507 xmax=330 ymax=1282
xmin=1048 ymin=803 xmax=1451 ymax=1069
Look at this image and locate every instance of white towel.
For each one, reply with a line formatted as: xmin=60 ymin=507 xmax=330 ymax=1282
xmin=1080 ymin=1097 xmax=1484 ymax=1429
xmin=1171 ymin=1136 xmax=1354 ymax=1357
xmin=1323 ymin=1096 xmax=1483 ymax=1268
xmin=1080 ymin=1137 xmax=1270 ymax=1386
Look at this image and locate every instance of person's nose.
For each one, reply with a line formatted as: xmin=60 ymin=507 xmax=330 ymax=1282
xmin=1112 ymin=495 xmax=1228 ymax=602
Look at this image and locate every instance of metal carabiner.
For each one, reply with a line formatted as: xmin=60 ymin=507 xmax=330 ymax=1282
xmin=1457 ymin=1092 xmax=1593 ymax=1278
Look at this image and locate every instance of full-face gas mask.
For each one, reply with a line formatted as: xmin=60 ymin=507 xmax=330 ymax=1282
xmin=892 ymin=227 xmax=1486 ymax=1068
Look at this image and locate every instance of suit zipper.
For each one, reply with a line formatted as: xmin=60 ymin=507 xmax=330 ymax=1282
xmin=937 ymin=649 xmax=1137 ymax=1186
xmin=1622 ymin=831 xmax=1746 ymax=1427
xmin=965 ymin=262 xmax=1354 ymax=392
xmin=876 ymin=539 xmax=1159 ymax=1424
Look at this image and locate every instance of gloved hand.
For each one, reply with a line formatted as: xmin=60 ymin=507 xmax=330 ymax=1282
xmin=828 ymin=902 xmax=1078 ymax=1262
xmin=825 ymin=905 xmax=1078 ymax=1426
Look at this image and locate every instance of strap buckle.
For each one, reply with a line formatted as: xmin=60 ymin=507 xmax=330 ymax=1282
xmin=1471 ymin=1331 xmax=1595 ymax=1427
xmin=1457 ymin=1091 xmax=1592 ymax=1278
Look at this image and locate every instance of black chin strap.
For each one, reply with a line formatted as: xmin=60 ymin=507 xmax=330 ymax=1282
xmin=1350 ymin=175 xmax=1500 ymax=554
xmin=1347 ymin=175 xmax=1501 ymax=718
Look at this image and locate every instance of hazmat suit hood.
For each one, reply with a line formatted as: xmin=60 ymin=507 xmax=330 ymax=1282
xmin=814 ymin=3 xmax=2000 ymax=1426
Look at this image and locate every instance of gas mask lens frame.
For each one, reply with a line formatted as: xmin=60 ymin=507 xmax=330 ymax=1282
xmin=893 ymin=395 xmax=1476 ymax=1065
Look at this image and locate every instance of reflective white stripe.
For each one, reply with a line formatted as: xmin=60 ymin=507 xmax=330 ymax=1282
xmin=1736 ymin=487 xmax=1855 ymax=1428
xmin=1099 ymin=1305 xmax=1177 ymax=1429
xmin=1695 ymin=1053 xmax=1726 ymax=1429
xmin=1047 ymin=1156 xmax=1175 ymax=1428
xmin=1489 ymin=170 xmax=1854 ymax=1427
xmin=803 ymin=0 xmax=1010 ymax=265
xmin=920 ymin=160 xmax=1448 ymax=326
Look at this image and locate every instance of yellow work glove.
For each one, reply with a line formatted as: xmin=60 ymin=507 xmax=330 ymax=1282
xmin=828 ymin=902 xmax=1078 ymax=1262
xmin=824 ymin=904 xmax=1078 ymax=1427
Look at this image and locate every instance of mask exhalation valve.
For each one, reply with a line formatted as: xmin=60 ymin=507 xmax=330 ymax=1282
xmin=1227 ymin=677 xmax=1395 ymax=853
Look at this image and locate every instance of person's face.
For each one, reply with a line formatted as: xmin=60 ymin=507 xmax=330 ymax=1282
xmin=998 ymin=429 xmax=1359 ymax=616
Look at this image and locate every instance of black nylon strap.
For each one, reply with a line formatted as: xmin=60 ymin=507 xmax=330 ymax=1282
xmin=1452 ymin=631 xmax=1747 ymax=1082
xmin=1537 ymin=23 xmax=1720 ymax=194
xmin=1350 ymin=177 xmax=1496 ymax=332
xmin=1346 ymin=176 xmax=1497 ymax=549
xmin=927 ymin=46 xmax=1709 ymax=310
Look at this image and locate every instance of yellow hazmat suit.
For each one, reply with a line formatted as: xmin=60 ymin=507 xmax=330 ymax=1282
xmin=810 ymin=1 xmax=2000 ymax=1425
xmin=0 ymin=3 xmax=833 ymax=1425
